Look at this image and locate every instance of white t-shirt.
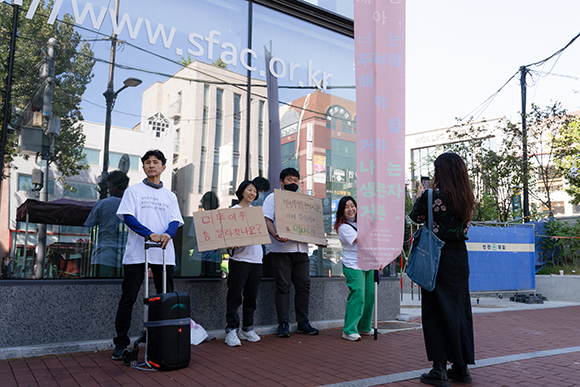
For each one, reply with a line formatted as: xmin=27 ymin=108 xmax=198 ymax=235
xmin=338 ymin=222 xmax=358 ymax=269
xmin=262 ymin=192 xmax=308 ymax=254
xmin=229 ymin=204 xmax=263 ymax=264
xmin=116 ymin=182 xmax=184 ymax=265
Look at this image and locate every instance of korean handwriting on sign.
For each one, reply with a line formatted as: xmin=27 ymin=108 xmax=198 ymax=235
xmin=214 ymin=224 xmax=264 ymax=240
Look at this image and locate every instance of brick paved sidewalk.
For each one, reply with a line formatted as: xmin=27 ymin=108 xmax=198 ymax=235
xmin=2 ymin=306 xmax=580 ymax=387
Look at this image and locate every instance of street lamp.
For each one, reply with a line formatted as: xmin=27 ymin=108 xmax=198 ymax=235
xmin=99 ymin=77 xmax=142 ymax=199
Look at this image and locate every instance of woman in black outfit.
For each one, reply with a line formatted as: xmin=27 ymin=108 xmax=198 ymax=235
xmin=409 ymin=153 xmax=475 ymax=387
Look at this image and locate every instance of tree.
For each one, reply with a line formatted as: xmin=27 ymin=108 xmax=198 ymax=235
xmin=552 ymin=115 xmax=580 ymax=205
xmin=0 ymin=0 xmax=95 ymax=179
xmin=445 ymin=103 xmax=574 ymax=222
xmin=523 ymin=102 xmax=574 ymax=215
xmin=446 ymin=118 xmax=524 ymax=222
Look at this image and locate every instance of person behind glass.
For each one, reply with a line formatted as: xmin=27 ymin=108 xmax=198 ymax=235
xmin=224 ymin=180 xmax=263 ymax=347
xmin=409 ymin=152 xmax=475 ymax=386
xmin=263 ymin=167 xmax=319 ymax=337
xmin=84 ymin=170 xmax=129 ymax=278
xmin=111 ymin=149 xmax=184 ymax=360
xmin=251 ymin=176 xmax=270 ymax=207
xmin=334 ymin=196 xmax=375 ymax=341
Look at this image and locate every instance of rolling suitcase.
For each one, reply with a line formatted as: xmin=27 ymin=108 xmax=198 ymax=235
xmin=146 ymin=291 xmax=190 ymax=370
xmin=123 ymin=241 xmax=190 ymax=371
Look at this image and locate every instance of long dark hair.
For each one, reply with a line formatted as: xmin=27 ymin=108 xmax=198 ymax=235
xmin=432 ymin=152 xmax=475 ymax=223
xmin=334 ymin=196 xmax=357 ymax=233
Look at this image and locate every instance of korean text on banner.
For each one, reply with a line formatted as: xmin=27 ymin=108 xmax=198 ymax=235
xmin=354 ymin=0 xmax=406 ymax=270
xmin=274 ymin=190 xmax=326 ymax=245
xmin=192 ymin=207 xmax=271 ymax=252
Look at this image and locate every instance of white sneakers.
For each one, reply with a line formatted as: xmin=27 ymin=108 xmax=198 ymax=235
xmin=342 ymin=332 xmax=361 ymax=341
xmin=225 ymin=329 xmax=261 ymax=346
xmin=359 ymin=330 xmax=374 ymax=336
xmin=238 ymin=329 xmax=261 ymax=342
xmin=225 ymin=329 xmax=241 ymax=347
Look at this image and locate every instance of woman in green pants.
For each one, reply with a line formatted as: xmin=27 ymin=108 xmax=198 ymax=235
xmin=335 ymin=196 xmax=374 ymax=341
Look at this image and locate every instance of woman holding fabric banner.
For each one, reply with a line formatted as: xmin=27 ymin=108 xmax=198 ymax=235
xmin=409 ymin=153 xmax=475 ymax=386
xmin=224 ymin=180 xmax=263 ymax=347
xmin=335 ymin=196 xmax=375 ymax=341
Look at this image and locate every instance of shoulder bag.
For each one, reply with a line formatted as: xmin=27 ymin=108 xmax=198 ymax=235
xmin=406 ymin=189 xmax=445 ymax=292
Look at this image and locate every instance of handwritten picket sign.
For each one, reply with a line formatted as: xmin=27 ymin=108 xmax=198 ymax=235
xmin=274 ymin=189 xmax=326 ymax=245
xmin=192 ymin=207 xmax=270 ymax=252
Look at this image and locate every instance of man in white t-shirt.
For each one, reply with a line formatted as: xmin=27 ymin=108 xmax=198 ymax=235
xmin=263 ymin=168 xmax=319 ymax=338
xmin=111 ymin=150 xmax=184 ymax=360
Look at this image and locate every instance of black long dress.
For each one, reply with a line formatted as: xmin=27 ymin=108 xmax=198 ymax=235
xmin=409 ymin=189 xmax=475 ymax=365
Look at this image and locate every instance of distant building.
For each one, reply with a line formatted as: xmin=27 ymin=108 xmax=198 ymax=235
xmin=141 ymin=60 xmax=269 ymax=213
xmin=405 ymin=114 xmax=580 ymax=218
xmin=3 ymin=120 xmax=172 ymax=271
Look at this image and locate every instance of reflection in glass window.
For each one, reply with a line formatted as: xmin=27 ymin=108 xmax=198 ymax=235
xmin=109 ymin=152 xmax=139 ymax=171
xmin=212 ymin=89 xmax=223 ymax=192
xmin=330 ymin=138 xmax=356 ymax=169
xmin=17 ymin=174 xmax=55 ymax=195
xmin=301 ymin=0 xmax=353 ymax=19
xmin=147 ymin=112 xmax=171 ymax=138
xmin=232 ymin=94 xmax=241 ymax=194
xmin=199 ymin=84 xmax=210 ymax=194
xmin=281 ymin=141 xmax=297 ymax=170
xmin=258 ymin=100 xmax=265 ymax=177
xmin=82 ymin=148 xmax=100 ymax=165
xmin=64 ymin=181 xmax=98 ymax=200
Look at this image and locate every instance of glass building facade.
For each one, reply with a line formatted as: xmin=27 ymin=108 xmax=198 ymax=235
xmin=1 ymin=0 xmax=391 ymax=280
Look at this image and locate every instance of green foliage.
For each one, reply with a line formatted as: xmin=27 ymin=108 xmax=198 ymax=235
xmin=540 ymin=219 xmax=580 ymax=267
xmin=552 ymin=117 xmax=580 ymax=205
xmin=524 ymin=102 xmax=575 ymax=214
xmin=178 ymin=54 xmax=194 ymax=67
xmin=536 ymin=264 xmax=580 ymax=275
xmin=0 ymin=0 xmax=95 ymax=179
xmin=212 ymin=58 xmax=227 ymax=69
xmin=446 ymin=118 xmax=524 ymax=222
xmin=445 ymin=103 xmax=573 ymax=222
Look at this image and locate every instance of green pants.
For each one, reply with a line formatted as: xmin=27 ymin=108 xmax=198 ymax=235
xmin=342 ymin=264 xmax=375 ymax=335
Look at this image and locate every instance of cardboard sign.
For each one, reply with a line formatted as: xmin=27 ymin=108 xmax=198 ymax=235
xmin=274 ymin=189 xmax=326 ymax=245
xmin=192 ymin=207 xmax=270 ymax=252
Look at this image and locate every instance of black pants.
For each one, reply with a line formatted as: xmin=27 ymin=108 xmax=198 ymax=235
xmin=225 ymin=260 xmax=262 ymax=332
xmin=271 ymin=252 xmax=311 ymax=324
xmin=114 ymin=263 xmax=174 ymax=346
xmin=421 ymin=240 xmax=474 ymax=365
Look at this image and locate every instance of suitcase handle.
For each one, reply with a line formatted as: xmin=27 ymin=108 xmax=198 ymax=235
xmin=145 ymin=241 xmax=164 ymax=250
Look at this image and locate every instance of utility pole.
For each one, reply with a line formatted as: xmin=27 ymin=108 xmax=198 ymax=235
xmin=99 ymin=0 xmax=120 ymax=200
xmin=520 ymin=66 xmax=530 ymax=222
xmin=35 ymin=38 xmax=57 ymax=279
xmin=244 ymin=0 xmax=253 ymax=180
xmin=0 ymin=2 xmax=19 ymax=211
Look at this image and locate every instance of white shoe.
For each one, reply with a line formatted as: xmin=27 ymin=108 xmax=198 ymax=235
xmin=225 ymin=329 xmax=241 ymax=347
xmin=342 ymin=332 xmax=361 ymax=341
xmin=238 ymin=329 xmax=261 ymax=342
xmin=359 ymin=330 xmax=374 ymax=336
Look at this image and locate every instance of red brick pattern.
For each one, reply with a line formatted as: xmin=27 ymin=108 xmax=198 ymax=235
xmin=2 ymin=306 xmax=580 ymax=386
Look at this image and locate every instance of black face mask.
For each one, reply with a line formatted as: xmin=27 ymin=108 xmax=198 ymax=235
xmin=283 ymin=183 xmax=299 ymax=192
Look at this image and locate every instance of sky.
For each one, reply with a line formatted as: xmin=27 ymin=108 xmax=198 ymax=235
xmin=406 ymin=0 xmax=580 ymax=133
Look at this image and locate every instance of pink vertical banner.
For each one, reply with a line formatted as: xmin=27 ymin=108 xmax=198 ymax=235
xmin=354 ymin=0 xmax=405 ymax=270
